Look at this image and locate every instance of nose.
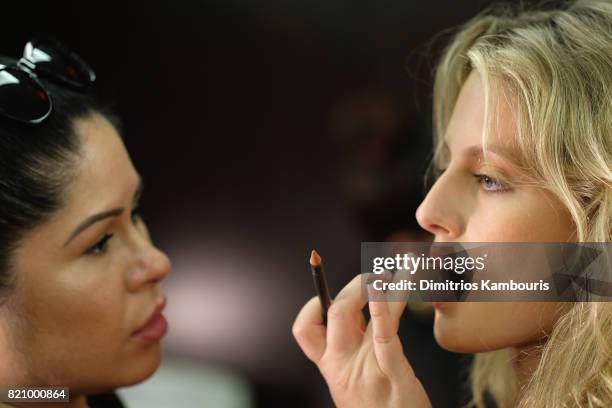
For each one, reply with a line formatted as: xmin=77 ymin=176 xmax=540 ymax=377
xmin=415 ymin=170 xmax=464 ymax=240
xmin=126 ymin=240 xmax=172 ymax=292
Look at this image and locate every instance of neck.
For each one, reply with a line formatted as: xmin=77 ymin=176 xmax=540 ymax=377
xmin=0 ymin=394 xmax=89 ymax=408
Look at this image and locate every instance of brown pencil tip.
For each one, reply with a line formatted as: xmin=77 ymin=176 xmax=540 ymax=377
xmin=310 ymin=249 xmax=322 ymax=266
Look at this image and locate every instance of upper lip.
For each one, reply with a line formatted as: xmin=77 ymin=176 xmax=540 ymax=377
xmin=132 ymin=296 xmax=167 ymax=335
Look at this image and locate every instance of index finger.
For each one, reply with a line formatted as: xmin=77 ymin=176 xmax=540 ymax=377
xmin=366 ymin=269 xmax=410 ymax=321
xmin=367 ymin=283 xmax=414 ymax=379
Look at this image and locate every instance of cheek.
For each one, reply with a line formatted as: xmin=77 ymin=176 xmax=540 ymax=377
xmin=465 ymin=197 xmax=537 ymax=241
xmin=19 ymin=261 xmax=129 ymax=387
xmin=40 ymin=261 xmax=126 ymax=335
xmin=465 ymin=190 xmax=575 ymax=242
xmin=19 ymin=256 xmax=163 ymax=391
xmin=433 ymin=302 xmax=560 ymax=353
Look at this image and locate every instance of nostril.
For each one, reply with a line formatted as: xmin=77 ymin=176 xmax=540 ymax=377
xmin=430 ymin=224 xmax=450 ymax=236
xmin=416 ymin=209 xmax=438 ymax=235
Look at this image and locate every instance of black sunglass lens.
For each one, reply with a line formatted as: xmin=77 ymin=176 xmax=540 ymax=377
xmin=26 ymin=40 xmax=95 ymax=87
xmin=0 ymin=67 xmax=51 ymax=123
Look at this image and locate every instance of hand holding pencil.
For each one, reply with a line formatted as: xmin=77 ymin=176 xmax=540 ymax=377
xmin=293 ymin=250 xmax=432 ymax=408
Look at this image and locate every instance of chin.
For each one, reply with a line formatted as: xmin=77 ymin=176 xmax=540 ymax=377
xmin=433 ymin=312 xmax=514 ymax=353
xmin=432 ymin=310 xmax=486 ymax=353
xmin=71 ymin=344 xmax=164 ymax=396
xmin=121 ymin=342 xmax=163 ymax=387
xmin=433 ymin=319 xmax=465 ymax=352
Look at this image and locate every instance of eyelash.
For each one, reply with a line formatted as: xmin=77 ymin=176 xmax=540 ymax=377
xmin=474 ymin=174 xmax=510 ymax=193
xmin=86 ymin=207 xmax=142 ymax=256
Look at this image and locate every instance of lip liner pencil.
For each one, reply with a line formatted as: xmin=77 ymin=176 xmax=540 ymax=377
xmin=310 ymin=249 xmax=332 ymax=325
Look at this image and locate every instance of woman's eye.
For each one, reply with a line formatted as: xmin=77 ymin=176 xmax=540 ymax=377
xmin=475 ymin=174 xmax=510 ymax=193
xmin=86 ymin=234 xmax=113 ymax=256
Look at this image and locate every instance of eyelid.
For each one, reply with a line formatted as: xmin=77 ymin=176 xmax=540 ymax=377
xmin=474 ymin=173 xmax=512 ymax=193
xmin=85 ymin=205 xmax=142 ymax=252
xmin=476 ymin=161 xmax=512 ymax=179
xmin=86 ymin=233 xmax=113 ymax=256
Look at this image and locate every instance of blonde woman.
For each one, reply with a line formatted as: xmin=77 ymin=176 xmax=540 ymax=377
xmin=292 ymin=1 xmax=612 ymax=407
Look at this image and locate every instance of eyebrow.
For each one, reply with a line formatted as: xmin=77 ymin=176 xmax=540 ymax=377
xmin=463 ymin=144 xmax=519 ymax=163
xmin=63 ymin=176 xmax=144 ymax=247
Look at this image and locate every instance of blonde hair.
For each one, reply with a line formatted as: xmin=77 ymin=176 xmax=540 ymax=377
xmin=430 ymin=1 xmax=612 ymax=407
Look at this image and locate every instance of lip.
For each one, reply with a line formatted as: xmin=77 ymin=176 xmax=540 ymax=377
xmin=131 ymin=296 xmax=168 ymax=344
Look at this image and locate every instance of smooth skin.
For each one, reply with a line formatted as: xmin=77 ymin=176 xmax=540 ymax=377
xmin=292 ymin=70 xmax=575 ymax=407
xmin=0 ymin=113 xmax=171 ymax=408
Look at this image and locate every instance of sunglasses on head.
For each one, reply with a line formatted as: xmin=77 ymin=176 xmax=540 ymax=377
xmin=0 ymin=38 xmax=96 ymax=124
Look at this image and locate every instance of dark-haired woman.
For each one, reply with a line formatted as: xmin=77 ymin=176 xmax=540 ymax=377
xmin=0 ymin=40 xmax=170 ymax=408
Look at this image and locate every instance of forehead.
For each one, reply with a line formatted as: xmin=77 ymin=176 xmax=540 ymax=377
xmin=67 ymin=113 xmax=139 ymax=211
xmin=445 ymin=70 xmax=519 ymax=154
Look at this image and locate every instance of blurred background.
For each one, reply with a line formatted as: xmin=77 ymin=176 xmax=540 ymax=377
xmin=1 ymin=1 xmax=501 ymax=406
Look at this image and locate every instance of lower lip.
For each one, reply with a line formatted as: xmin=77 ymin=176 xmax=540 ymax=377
xmin=132 ymin=313 xmax=168 ymax=344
